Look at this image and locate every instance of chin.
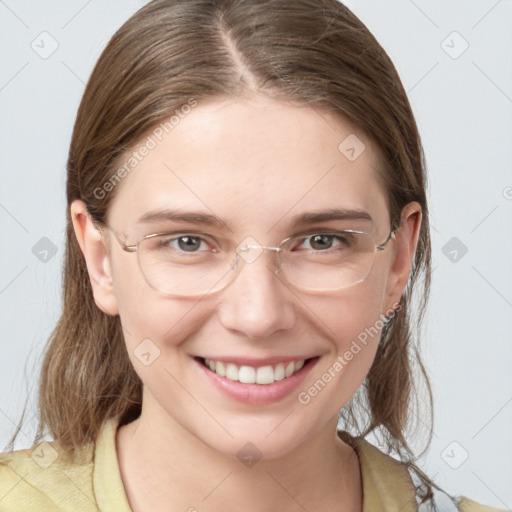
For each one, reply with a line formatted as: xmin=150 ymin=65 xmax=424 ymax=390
xmin=194 ymin=417 xmax=315 ymax=462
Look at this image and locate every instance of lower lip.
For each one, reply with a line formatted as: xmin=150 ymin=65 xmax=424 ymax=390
xmin=194 ymin=357 xmax=319 ymax=405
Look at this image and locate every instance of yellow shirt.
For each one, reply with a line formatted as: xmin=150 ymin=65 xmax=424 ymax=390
xmin=0 ymin=418 xmax=507 ymax=511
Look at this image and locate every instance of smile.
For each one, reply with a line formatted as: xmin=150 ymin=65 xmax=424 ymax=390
xmin=201 ymin=357 xmax=306 ymax=385
xmin=194 ymin=355 xmax=320 ymax=405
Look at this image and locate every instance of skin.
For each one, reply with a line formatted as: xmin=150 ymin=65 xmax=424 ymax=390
xmin=71 ymin=94 xmax=422 ymax=511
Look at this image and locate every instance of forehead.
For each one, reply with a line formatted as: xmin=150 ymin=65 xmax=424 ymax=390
xmin=106 ymin=95 xmax=389 ymax=236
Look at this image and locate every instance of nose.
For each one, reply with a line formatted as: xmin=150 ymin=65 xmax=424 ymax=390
xmin=216 ymin=249 xmax=297 ymax=340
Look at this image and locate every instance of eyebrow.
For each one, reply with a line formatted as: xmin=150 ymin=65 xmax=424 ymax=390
xmin=136 ymin=207 xmax=373 ymax=230
xmin=137 ymin=209 xmax=227 ymax=228
xmin=288 ymin=208 xmax=373 ymax=226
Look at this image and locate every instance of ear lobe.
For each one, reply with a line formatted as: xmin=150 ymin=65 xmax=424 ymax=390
xmin=384 ymin=202 xmax=423 ymax=311
xmin=70 ymin=199 xmax=119 ymax=316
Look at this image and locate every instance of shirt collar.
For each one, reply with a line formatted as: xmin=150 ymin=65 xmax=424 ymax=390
xmin=93 ymin=418 xmax=132 ymax=511
xmin=337 ymin=429 xmax=418 ymax=511
xmin=93 ymin=418 xmax=418 ymax=512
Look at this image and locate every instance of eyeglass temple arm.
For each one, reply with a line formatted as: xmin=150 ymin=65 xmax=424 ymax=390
xmin=376 ymin=227 xmax=398 ymax=251
xmin=98 ymin=224 xmax=138 ymax=252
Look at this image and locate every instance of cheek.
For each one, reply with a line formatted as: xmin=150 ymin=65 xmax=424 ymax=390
xmin=297 ymin=274 xmax=389 ymax=408
xmin=304 ymin=265 xmax=389 ymax=348
xmin=112 ymin=275 xmax=216 ymax=401
xmin=338 ymin=284 xmax=387 ymax=347
xmin=110 ymin=254 xmax=211 ymax=351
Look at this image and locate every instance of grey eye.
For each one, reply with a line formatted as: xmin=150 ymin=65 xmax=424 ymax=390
xmin=176 ymin=235 xmax=203 ymax=252
xmin=308 ymin=234 xmax=336 ymax=250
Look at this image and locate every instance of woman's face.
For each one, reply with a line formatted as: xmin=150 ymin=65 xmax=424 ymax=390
xmin=74 ymin=94 xmax=420 ymax=459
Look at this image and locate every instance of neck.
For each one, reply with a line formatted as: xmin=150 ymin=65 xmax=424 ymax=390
xmin=116 ymin=401 xmax=362 ymax=512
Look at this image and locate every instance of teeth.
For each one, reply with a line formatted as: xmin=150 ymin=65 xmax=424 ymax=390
xmin=216 ymin=361 xmax=226 ymax=377
xmin=239 ymin=366 xmax=256 ymax=384
xmin=225 ymin=363 xmax=239 ymax=381
xmin=256 ymin=365 xmax=275 ymax=385
xmin=203 ymin=358 xmax=307 ymax=385
xmin=274 ymin=363 xmax=285 ymax=381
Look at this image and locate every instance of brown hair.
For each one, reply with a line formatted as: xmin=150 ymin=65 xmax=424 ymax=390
xmin=10 ymin=0 xmax=454 ymax=507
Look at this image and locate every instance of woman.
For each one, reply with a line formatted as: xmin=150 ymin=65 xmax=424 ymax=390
xmin=0 ymin=0 xmax=507 ymax=510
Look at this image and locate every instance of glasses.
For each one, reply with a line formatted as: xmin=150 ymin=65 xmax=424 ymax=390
xmin=101 ymin=225 xmax=397 ymax=297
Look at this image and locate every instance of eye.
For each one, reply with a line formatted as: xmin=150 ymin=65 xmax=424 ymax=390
xmin=155 ymin=233 xmax=216 ymax=253
xmin=174 ymin=235 xmax=205 ymax=252
xmin=299 ymin=233 xmax=351 ymax=251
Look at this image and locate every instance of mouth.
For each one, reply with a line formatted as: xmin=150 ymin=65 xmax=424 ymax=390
xmin=196 ymin=356 xmax=315 ymax=385
xmin=193 ymin=355 xmax=320 ymax=405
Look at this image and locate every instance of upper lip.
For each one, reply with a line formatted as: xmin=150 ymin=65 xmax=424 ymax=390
xmin=195 ymin=355 xmax=319 ymax=367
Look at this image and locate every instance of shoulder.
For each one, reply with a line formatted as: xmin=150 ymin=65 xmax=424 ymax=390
xmin=456 ymin=496 xmax=510 ymax=512
xmin=0 ymin=435 xmax=97 ymax=511
xmin=338 ymin=430 xmax=509 ymax=512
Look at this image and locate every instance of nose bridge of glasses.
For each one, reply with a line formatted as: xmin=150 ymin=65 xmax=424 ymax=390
xmin=237 ymin=244 xmax=282 ymax=253
xmin=235 ymin=240 xmax=284 ymax=274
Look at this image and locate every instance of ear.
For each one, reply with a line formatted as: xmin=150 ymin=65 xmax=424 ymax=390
xmin=70 ymin=199 xmax=119 ymax=316
xmin=383 ymin=201 xmax=422 ymax=313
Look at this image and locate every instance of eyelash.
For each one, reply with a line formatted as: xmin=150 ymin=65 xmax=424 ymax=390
xmin=154 ymin=231 xmax=351 ymax=252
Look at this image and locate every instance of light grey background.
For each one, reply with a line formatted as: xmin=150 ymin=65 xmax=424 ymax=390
xmin=1 ymin=0 xmax=511 ymax=508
